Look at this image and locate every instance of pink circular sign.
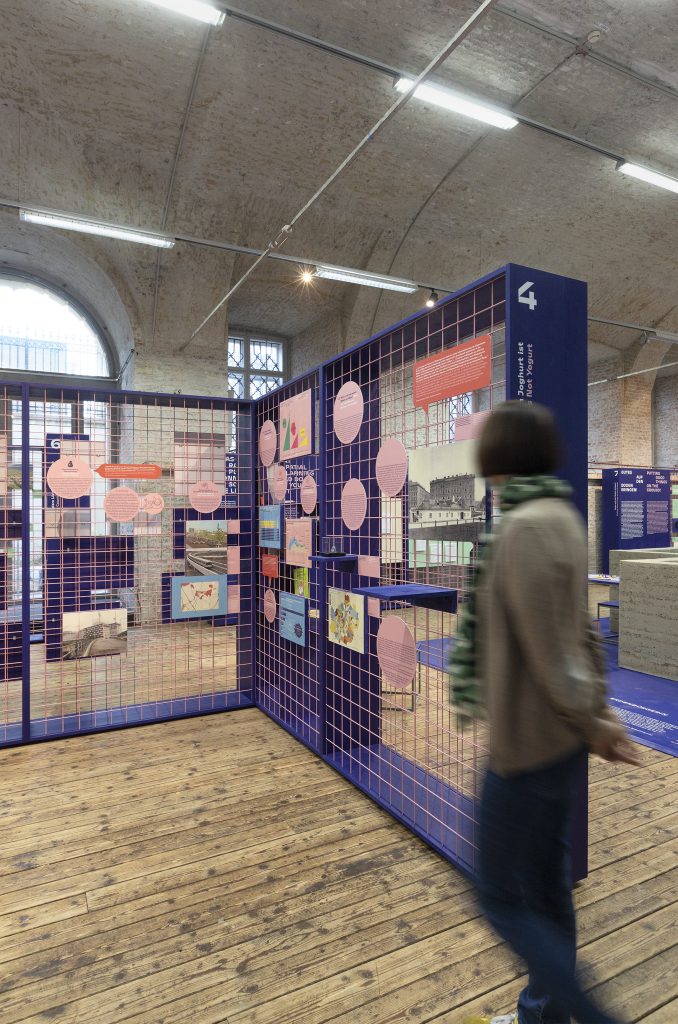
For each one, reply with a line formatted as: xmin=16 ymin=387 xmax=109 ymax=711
xmin=259 ymin=420 xmax=277 ymax=467
xmin=341 ymin=478 xmax=367 ymax=531
xmin=46 ymin=456 xmax=93 ymax=500
xmin=269 ymin=464 xmax=287 ymax=502
xmin=263 ymin=589 xmax=277 ymax=623
xmin=375 ymin=438 xmax=408 ymax=497
xmin=377 ymin=617 xmax=417 ymax=689
xmin=189 ymin=480 xmax=223 ymax=513
xmin=104 ymin=486 xmax=141 ymax=522
xmin=141 ymin=492 xmax=165 ymax=516
xmin=334 ymin=381 xmax=364 ymax=445
xmin=300 ymin=474 xmax=317 ymax=515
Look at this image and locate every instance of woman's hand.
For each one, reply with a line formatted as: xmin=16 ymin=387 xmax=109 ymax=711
xmin=590 ymin=718 xmax=642 ymax=765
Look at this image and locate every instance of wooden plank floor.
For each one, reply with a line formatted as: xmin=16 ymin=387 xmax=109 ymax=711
xmin=0 ymin=710 xmax=675 ymax=1024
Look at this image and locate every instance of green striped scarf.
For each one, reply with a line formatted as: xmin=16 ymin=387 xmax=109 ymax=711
xmin=447 ymin=474 xmax=573 ymax=722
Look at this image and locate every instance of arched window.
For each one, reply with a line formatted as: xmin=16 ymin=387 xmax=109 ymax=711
xmin=0 ymin=274 xmax=112 ymax=379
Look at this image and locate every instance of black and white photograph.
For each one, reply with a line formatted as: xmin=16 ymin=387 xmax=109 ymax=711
xmin=62 ymin=608 xmax=128 ymax=660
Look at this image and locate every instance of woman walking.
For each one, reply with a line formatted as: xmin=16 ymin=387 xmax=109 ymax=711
xmin=450 ymin=401 xmax=638 ymax=1024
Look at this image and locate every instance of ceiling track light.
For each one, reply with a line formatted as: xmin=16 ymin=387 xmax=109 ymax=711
xmin=617 ymin=161 xmax=678 ymax=195
xmin=19 ymin=209 xmax=176 ymax=248
xmin=425 ymin=290 xmax=439 ymax=308
xmin=142 ymin=0 xmax=225 ymax=26
xmin=395 ymin=77 xmax=518 ymax=130
xmin=314 ymin=263 xmax=418 ymax=294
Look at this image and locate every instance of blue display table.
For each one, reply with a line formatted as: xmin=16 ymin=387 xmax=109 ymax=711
xmin=351 ymin=584 xmax=458 ymax=615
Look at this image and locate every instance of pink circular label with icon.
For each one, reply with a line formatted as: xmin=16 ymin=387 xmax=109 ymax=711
xmin=141 ymin=492 xmax=165 ymax=516
xmin=377 ymin=616 xmax=417 ymax=689
xmin=189 ymin=480 xmax=223 ymax=513
xmin=300 ymin=474 xmax=317 ymax=514
xmin=104 ymin=486 xmax=141 ymax=522
xmin=46 ymin=456 xmax=93 ymax=500
xmin=263 ymin=589 xmax=277 ymax=623
xmin=334 ymin=381 xmax=364 ymax=445
xmin=259 ymin=420 xmax=277 ymax=467
xmin=375 ymin=438 xmax=408 ymax=497
xmin=341 ymin=478 xmax=367 ymax=531
xmin=269 ymin=464 xmax=287 ymax=502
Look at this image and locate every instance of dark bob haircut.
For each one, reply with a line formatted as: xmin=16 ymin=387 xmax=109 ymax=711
xmin=478 ymin=401 xmax=564 ymax=478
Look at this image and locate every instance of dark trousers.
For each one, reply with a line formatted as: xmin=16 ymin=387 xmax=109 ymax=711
xmin=477 ymin=749 xmax=621 ymax=1024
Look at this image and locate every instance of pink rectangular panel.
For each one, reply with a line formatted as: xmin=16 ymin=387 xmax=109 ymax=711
xmin=454 ymin=410 xmax=490 ymax=441
xmin=358 ymin=555 xmax=380 ymax=578
xmin=227 ymin=547 xmax=241 ymax=575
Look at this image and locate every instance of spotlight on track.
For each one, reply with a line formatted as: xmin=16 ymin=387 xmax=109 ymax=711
xmin=425 ymin=290 xmax=439 ymax=308
xmin=300 ymin=267 xmax=316 ymax=285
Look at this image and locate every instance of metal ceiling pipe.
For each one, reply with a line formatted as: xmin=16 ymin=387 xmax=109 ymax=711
xmin=185 ymin=0 xmax=502 ymax=346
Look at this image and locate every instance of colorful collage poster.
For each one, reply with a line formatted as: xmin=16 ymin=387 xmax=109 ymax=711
xmin=328 ymin=588 xmax=365 ymax=655
xmin=280 ymin=592 xmax=307 ymax=647
xmin=279 ymin=390 xmax=312 ymax=461
xmin=171 ymin=575 xmax=228 ymax=620
xmin=259 ymin=504 xmax=282 ymax=548
xmin=285 ymin=517 xmax=312 ymax=568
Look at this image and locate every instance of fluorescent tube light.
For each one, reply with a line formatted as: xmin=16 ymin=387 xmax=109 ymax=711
xmin=652 ymin=330 xmax=678 ymax=344
xmin=20 ymin=210 xmax=176 ymax=248
xmin=142 ymin=0 xmax=225 ymax=26
xmin=314 ymin=263 xmax=418 ymax=294
xmin=617 ymin=162 xmax=678 ymax=195
xmin=395 ymin=78 xmax=518 ymax=130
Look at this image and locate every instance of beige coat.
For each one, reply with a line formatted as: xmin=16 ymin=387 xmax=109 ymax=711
xmin=478 ymin=497 xmax=615 ymax=776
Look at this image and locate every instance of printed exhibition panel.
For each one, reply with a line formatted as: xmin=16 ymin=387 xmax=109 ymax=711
xmin=601 ymin=468 xmax=672 ymax=572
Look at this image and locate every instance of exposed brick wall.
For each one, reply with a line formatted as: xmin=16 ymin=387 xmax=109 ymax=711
xmin=132 ymin=349 xmax=230 ymax=398
xmin=588 ymin=356 xmax=623 ymax=467
xmin=620 ymin=376 xmax=653 ymax=466
xmin=654 ymin=374 xmax=678 ymax=469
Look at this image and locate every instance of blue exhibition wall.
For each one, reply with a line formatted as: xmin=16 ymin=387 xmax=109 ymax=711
xmin=601 ymin=467 xmax=672 ymax=572
xmin=254 ymin=264 xmax=589 ymax=879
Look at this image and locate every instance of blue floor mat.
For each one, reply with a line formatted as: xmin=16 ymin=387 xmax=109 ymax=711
xmin=605 ymin=648 xmax=677 ymax=757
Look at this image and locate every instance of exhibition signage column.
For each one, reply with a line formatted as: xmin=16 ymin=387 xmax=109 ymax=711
xmin=506 ymin=264 xmax=589 ymax=881
xmin=601 ymin=468 xmax=672 ymax=573
xmin=506 ymin=264 xmax=588 ymax=517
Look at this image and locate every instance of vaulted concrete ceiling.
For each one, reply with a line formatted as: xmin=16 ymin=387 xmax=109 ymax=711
xmin=1 ymin=0 xmax=678 ymax=375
